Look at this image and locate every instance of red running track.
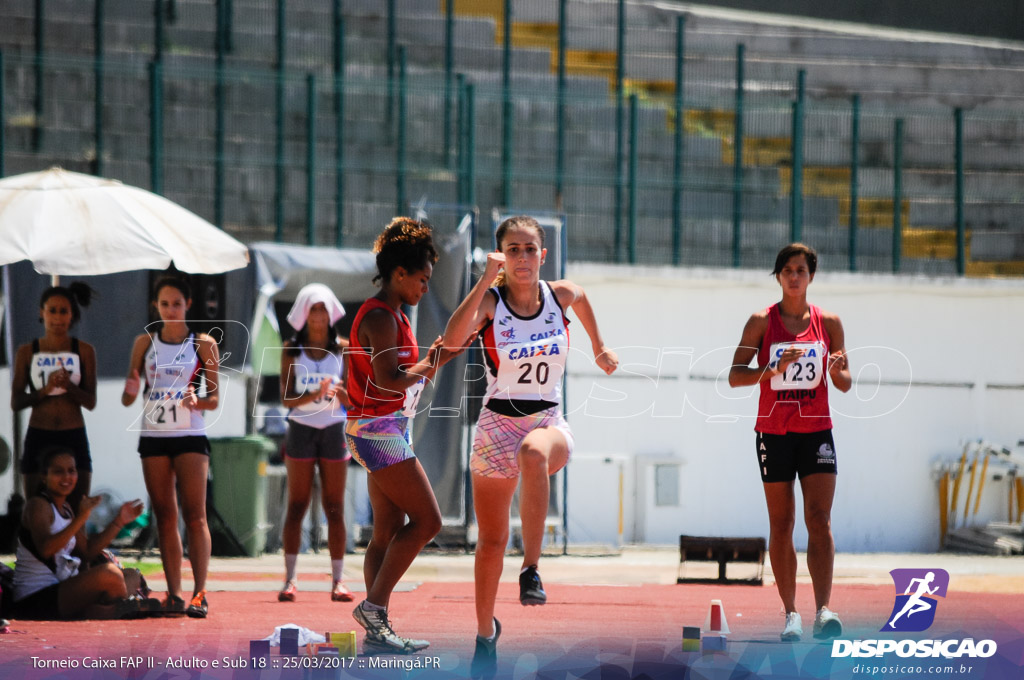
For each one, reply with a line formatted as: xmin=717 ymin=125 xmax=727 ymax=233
xmin=2 ymin=582 xmax=1022 ymax=679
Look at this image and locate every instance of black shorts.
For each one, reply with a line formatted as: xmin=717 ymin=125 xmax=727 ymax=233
xmin=21 ymin=426 xmax=92 ymax=474
xmin=755 ymin=430 xmax=837 ymax=483
xmin=138 ymin=435 xmax=211 ymax=459
xmin=13 ymin=582 xmax=63 ymax=620
xmin=285 ymin=421 xmax=351 ymax=462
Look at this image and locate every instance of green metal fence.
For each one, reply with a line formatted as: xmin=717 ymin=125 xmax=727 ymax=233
xmin=2 ymin=0 xmax=1024 ymax=276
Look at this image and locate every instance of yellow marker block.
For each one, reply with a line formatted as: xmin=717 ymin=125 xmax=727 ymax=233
xmin=682 ymin=626 xmax=701 ymax=652
xmin=330 ymin=632 xmax=357 ymax=658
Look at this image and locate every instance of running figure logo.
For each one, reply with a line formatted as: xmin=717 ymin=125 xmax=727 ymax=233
xmin=881 ymin=568 xmax=949 ymax=632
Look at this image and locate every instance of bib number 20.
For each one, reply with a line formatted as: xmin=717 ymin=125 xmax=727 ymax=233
xmin=517 ymin=361 xmax=550 ymax=385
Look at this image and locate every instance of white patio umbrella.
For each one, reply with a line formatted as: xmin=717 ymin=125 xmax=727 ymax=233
xmin=0 ymin=167 xmax=249 ymax=275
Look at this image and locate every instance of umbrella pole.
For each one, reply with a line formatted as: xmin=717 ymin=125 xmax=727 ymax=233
xmin=3 ymin=265 xmax=22 ymax=498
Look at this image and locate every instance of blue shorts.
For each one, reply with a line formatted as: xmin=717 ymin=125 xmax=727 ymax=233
xmin=345 ymin=414 xmax=415 ymax=473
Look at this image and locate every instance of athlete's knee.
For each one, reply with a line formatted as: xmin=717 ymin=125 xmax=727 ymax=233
xmin=181 ymin=508 xmax=208 ymax=532
xmin=322 ymin=500 xmax=344 ymax=522
xmin=804 ymin=508 xmax=832 ymax=536
xmin=518 ymin=442 xmax=549 ymax=474
xmin=286 ymin=498 xmax=312 ymax=519
xmin=95 ymin=562 xmax=128 ymax=596
xmin=476 ymin=526 xmax=510 ymax=553
xmin=768 ymin=510 xmax=796 ymax=535
xmin=415 ymin=508 xmax=442 ymax=540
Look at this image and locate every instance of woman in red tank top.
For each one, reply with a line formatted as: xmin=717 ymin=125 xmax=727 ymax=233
xmin=344 ymin=218 xmax=466 ymax=654
xmin=729 ymin=243 xmax=851 ymax=643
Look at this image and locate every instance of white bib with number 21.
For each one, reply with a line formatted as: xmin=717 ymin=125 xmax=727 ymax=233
xmin=768 ymin=341 xmax=826 ymax=390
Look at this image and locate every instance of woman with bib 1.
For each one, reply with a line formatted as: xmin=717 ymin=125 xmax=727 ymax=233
xmin=443 ymin=215 xmax=619 ymax=677
xmin=121 ymin=276 xmax=220 ymax=618
xmin=728 ymin=243 xmax=851 ymax=643
xmin=11 ymin=283 xmax=97 ymax=508
xmin=277 ymin=283 xmax=355 ymax=604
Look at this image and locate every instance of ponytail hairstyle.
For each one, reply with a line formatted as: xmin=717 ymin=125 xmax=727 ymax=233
xmin=39 ymin=282 xmax=95 ymax=326
xmin=372 ymin=217 xmax=438 ymax=285
xmin=492 ymin=215 xmax=546 ymax=288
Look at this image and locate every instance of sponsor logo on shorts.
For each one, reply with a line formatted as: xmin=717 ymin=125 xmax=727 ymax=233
xmin=817 ymin=442 xmax=835 ymax=463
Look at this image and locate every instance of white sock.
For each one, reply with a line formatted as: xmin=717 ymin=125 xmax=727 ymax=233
xmin=331 ymin=559 xmax=344 ymax=582
xmin=362 ymin=600 xmax=386 ymax=611
xmin=284 ymin=554 xmax=298 ymax=582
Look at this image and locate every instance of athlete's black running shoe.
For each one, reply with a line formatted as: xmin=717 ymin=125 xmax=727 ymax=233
xmin=519 ymin=565 xmax=547 ymax=606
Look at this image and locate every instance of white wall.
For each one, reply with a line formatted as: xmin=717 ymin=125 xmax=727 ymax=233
xmin=562 ymin=263 xmax=1024 ymax=552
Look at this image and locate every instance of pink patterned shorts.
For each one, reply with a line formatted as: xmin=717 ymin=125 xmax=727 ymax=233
xmin=470 ymin=406 xmax=574 ymax=479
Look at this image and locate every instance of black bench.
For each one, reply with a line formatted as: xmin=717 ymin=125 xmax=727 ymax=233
xmin=676 ymin=535 xmax=766 ymax=585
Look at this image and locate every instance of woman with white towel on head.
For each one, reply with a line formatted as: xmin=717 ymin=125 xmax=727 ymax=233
xmin=276 ymin=284 xmax=355 ymax=603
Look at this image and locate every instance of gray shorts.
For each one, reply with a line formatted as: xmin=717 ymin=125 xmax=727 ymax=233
xmin=285 ymin=420 xmax=351 ymax=462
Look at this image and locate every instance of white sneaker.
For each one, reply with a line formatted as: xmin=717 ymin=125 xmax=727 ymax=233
xmin=781 ymin=611 xmax=803 ymax=641
xmin=813 ymin=606 xmax=843 ymax=639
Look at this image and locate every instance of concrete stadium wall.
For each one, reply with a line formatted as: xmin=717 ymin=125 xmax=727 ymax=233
xmin=562 ymin=262 xmax=1024 ymax=552
xmin=664 ymin=0 xmax=1024 ymax=43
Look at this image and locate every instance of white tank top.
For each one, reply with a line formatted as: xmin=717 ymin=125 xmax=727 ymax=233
xmin=481 ymin=281 xmax=569 ymax=404
xmin=140 ymin=332 xmax=207 ymax=437
xmin=13 ymin=500 xmax=81 ymax=601
xmin=286 ymin=347 xmax=347 ymax=429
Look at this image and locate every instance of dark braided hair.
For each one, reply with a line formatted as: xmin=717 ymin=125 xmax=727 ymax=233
xmin=372 ymin=217 xmax=438 ymax=285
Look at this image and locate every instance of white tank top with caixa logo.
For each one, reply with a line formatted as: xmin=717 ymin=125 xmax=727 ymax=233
xmin=139 ymin=333 xmax=206 ymax=437
xmin=480 ymin=281 xmax=570 ymax=404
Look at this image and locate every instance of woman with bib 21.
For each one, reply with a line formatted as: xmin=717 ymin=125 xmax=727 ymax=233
xmin=728 ymin=243 xmax=850 ymax=642
xmin=122 ymin=276 xmax=220 ymax=618
xmin=443 ymin=215 xmax=618 ymax=676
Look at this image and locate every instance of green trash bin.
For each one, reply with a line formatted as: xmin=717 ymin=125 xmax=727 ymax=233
xmin=209 ymin=435 xmax=276 ymax=557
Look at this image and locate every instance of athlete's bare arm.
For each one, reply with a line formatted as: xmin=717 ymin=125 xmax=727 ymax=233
xmin=182 ymin=333 xmax=220 ymax=411
xmin=361 ymin=308 xmax=445 ymax=397
xmin=11 ymin=343 xmax=37 ymax=411
xmin=822 ymin=312 xmax=852 ymax=393
xmin=551 ymin=280 xmax=618 ymax=375
xmin=442 ymin=252 xmax=502 ymax=349
xmin=121 ymin=334 xmax=151 ymax=406
xmin=65 ymin=341 xmax=97 ymax=411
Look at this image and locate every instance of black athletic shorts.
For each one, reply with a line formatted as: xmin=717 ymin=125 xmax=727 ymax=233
xmin=754 ymin=430 xmax=837 ymax=483
xmin=138 ymin=435 xmax=211 ymax=459
xmin=21 ymin=426 xmax=92 ymax=474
